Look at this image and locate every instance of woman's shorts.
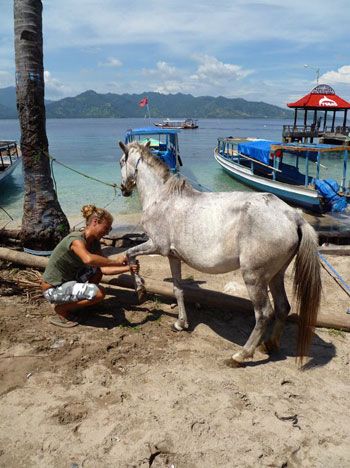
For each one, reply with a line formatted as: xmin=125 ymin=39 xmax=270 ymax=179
xmin=43 ymin=267 xmax=100 ymax=305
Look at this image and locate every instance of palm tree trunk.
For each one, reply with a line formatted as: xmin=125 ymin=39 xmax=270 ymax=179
xmin=14 ymin=0 xmax=69 ymax=250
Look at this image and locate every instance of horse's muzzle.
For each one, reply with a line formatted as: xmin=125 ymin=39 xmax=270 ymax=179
xmin=121 ymin=184 xmax=132 ymax=197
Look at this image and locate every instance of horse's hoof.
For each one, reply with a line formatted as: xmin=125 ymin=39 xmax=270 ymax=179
xmin=224 ymin=358 xmax=244 ymax=368
xmin=171 ymin=322 xmax=184 ymax=332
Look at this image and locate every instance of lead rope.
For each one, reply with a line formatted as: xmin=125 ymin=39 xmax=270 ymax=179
xmin=48 ymin=154 xmax=121 ymax=193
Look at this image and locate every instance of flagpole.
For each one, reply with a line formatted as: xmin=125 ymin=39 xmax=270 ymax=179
xmin=146 ymin=102 xmax=151 ymax=125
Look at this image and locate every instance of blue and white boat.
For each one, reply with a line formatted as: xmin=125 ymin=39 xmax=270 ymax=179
xmin=0 ymin=141 xmax=21 ymax=185
xmin=214 ymin=137 xmax=350 ymax=213
xmin=124 ymin=127 xmax=182 ymax=172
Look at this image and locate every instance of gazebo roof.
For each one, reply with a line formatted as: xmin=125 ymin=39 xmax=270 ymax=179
xmin=287 ymin=84 xmax=350 ymax=110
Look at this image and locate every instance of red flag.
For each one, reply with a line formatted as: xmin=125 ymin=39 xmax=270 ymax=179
xmin=139 ymin=97 xmax=148 ymax=108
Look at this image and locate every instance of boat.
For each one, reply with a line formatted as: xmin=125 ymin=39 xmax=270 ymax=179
xmin=124 ymin=127 xmax=182 ymax=171
xmin=154 ymin=118 xmax=198 ymax=129
xmin=214 ymin=84 xmax=350 ymax=213
xmin=214 ymin=137 xmax=350 ymax=213
xmin=0 ymin=140 xmax=21 ymax=185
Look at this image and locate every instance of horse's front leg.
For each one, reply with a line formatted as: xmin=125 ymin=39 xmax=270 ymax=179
xmin=168 ymin=256 xmax=189 ymax=331
xmin=126 ymin=239 xmax=158 ymax=303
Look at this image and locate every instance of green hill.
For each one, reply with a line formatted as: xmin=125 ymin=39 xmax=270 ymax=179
xmin=0 ymin=87 xmax=292 ymax=119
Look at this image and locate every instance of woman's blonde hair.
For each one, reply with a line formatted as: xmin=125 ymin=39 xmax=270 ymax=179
xmin=81 ymin=205 xmax=113 ymax=226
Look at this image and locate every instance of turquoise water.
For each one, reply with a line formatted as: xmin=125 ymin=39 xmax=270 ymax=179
xmin=0 ymin=117 xmax=348 ymax=225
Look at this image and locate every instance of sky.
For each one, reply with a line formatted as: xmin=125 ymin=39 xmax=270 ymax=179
xmin=1 ymin=0 xmax=350 ymax=107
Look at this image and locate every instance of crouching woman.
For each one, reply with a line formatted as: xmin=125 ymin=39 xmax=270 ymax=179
xmin=41 ymin=204 xmax=139 ymax=327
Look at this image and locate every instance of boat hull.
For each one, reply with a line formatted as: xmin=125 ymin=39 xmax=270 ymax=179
xmin=154 ymin=124 xmax=198 ymax=129
xmin=0 ymin=157 xmax=21 ymax=184
xmin=214 ymin=149 xmax=323 ymax=212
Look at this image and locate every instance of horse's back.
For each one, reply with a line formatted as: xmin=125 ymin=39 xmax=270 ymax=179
xmin=160 ymin=190 xmax=301 ymax=275
xmin=233 ymin=192 xmax=301 ymax=275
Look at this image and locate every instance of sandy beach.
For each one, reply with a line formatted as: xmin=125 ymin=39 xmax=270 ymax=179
xmin=0 ymin=229 xmax=349 ymax=467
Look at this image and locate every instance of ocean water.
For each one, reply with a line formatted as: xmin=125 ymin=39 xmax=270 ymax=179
xmin=0 ymin=117 xmax=348 ymax=226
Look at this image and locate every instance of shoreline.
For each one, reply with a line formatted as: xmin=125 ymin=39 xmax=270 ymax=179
xmin=3 ymin=210 xmax=350 ymax=245
xmin=1 ymin=211 xmax=142 ymax=232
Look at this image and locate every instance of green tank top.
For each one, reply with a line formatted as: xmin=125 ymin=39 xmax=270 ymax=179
xmin=43 ymin=231 xmax=100 ymax=286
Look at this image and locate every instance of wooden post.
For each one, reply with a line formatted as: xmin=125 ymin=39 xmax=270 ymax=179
xmin=331 ymin=110 xmax=336 ymax=132
xmin=293 ymin=109 xmax=297 ymax=128
xmin=343 ymin=109 xmax=348 ymax=129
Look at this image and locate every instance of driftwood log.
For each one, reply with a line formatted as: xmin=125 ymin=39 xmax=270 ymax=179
xmin=0 ymin=246 xmax=349 ymax=332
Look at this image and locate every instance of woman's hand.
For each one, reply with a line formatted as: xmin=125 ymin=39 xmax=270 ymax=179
xmin=129 ymin=259 xmax=140 ymax=274
xmin=116 ymin=254 xmax=128 ymax=266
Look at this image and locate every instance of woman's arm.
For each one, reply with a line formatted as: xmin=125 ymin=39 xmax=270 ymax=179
xmin=71 ymin=240 xmax=127 ymax=268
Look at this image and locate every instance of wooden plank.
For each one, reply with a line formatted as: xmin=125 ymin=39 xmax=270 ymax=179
xmin=318 ymin=245 xmax=350 ymax=256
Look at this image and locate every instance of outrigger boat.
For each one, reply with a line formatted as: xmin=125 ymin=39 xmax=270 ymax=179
xmin=215 ymin=84 xmax=350 ymax=213
xmin=0 ymin=140 xmax=21 ymax=185
xmin=214 ymin=138 xmax=349 ymax=213
xmin=124 ymin=127 xmax=183 ymax=172
xmin=154 ymin=118 xmax=198 ymax=130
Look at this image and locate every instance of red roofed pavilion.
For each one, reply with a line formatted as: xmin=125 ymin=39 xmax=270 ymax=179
xmin=283 ymin=84 xmax=350 ymax=145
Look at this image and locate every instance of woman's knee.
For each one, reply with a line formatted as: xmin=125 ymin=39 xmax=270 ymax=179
xmin=96 ymin=285 xmax=105 ymax=300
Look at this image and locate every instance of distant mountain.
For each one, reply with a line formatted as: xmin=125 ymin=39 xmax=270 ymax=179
xmin=0 ymin=86 xmax=52 ymax=118
xmin=0 ymin=102 xmax=17 ymax=119
xmin=0 ymin=87 xmax=292 ymax=119
xmin=0 ymin=87 xmax=17 ymax=110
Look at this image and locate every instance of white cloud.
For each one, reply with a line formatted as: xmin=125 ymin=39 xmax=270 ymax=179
xmin=147 ymin=55 xmax=252 ymax=97
xmin=191 ymin=55 xmax=252 ymax=83
xmin=320 ymin=66 xmax=350 ymax=85
xmin=44 ymin=71 xmax=73 ymax=99
xmin=142 ymin=61 xmax=178 ymax=77
xmin=39 ymin=0 xmax=348 ymax=52
xmin=98 ymin=57 xmax=122 ymax=67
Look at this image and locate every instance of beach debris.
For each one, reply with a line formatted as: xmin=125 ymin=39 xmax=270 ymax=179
xmin=0 ymin=266 xmax=42 ymax=301
xmin=50 ymin=338 xmax=66 ymax=349
xmin=274 ymin=412 xmax=301 ymax=430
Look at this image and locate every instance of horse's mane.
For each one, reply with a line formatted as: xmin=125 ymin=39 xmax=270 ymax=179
xmin=130 ymin=142 xmax=197 ymax=196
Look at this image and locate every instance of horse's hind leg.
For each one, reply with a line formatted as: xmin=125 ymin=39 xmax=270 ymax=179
xmin=261 ymin=271 xmax=291 ymax=354
xmin=230 ymin=272 xmax=274 ymax=366
xmin=168 ymin=256 xmax=189 ymax=331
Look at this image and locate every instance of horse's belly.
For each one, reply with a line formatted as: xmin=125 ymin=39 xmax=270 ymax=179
xmin=172 ymin=246 xmax=240 ymax=274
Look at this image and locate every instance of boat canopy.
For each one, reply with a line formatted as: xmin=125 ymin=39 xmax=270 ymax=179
xmin=124 ymin=127 xmax=180 ymax=171
xmin=125 ymin=127 xmax=179 ymax=138
xmin=235 ymin=139 xmax=346 ymax=164
xmin=237 ymin=140 xmax=281 ymax=165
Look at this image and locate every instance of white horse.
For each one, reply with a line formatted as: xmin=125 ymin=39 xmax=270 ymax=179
xmin=119 ymin=141 xmax=321 ymax=366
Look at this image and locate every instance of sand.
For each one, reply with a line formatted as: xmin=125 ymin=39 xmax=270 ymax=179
xmin=0 ymin=246 xmax=349 ymax=467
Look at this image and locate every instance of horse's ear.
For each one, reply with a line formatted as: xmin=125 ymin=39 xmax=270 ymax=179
xmin=145 ymin=140 xmax=151 ymax=148
xmin=119 ymin=141 xmax=129 ymax=161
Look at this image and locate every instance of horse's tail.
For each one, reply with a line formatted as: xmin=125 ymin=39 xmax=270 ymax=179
xmin=293 ymin=220 xmax=321 ymax=364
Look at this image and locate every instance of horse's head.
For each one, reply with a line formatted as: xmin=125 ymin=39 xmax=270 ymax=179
xmin=118 ymin=141 xmax=151 ymax=197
